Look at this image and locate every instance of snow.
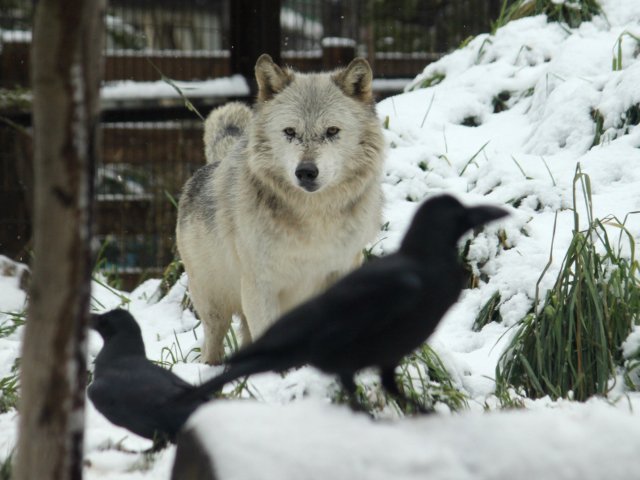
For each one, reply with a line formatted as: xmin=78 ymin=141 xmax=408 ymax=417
xmin=0 ymin=257 xmax=27 ymax=315
xmin=281 ymin=8 xmax=322 ymax=41
xmin=187 ymin=398 xmax=640 ymax=480
xmin=2 ymin=1 xmax=640 ymax=478
xmin=101 ymin=75 xmax=250 ymax=101
xmin=321 ymin=37 xmax=357 ymax=48
xmin=0 ymin=29 xmax=31 ymax=43
xmin=107 ymin=49 xmax=229 ymax=58
xmin=372 ymin=78 xmax=412 ymax=93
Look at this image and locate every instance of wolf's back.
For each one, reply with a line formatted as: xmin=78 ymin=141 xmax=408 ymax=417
xmin=203 ymin=102 xmax=252 ymax=164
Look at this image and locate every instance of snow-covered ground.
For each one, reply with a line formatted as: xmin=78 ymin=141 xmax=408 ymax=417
xmin=184 ymin=398 xmax=640 ymax=480
xmin=2 ymin=0 xmax=640 ymax=477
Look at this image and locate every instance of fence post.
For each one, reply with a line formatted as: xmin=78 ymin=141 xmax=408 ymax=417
xmin=0 ymin=40 xmax=30 ymax=88
xmin=320 ymin=0 xmax=358 ymax=69
xmin=229 ymin=0 xmax=282 ymax=97
xmin=322 ymin=37 xmax=356 ymax=69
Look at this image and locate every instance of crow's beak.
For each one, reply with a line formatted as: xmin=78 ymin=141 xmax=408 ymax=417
xmin=466 ymin=205 xmax=509 ymax=229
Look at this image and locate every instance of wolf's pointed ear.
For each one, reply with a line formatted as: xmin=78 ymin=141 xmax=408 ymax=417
xmin=255 ymin=54 xmax=294 ymax=102
xmin=332 ymin=58 xmax=373 ymax=104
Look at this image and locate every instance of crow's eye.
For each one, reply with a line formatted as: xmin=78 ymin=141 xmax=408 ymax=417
xmin=326 ymin=126 xmax=340 ymax=138
xmin=283 ymin=127 xmax=296 ymax=139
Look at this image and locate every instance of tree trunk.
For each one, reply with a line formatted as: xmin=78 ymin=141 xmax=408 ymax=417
xmin=14 ymin=1 xmax=103 ymax=479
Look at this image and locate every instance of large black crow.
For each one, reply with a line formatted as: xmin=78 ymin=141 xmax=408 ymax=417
xmin=183 ymin=194 xmax=508 ymax=410
xmin=88 ymin=309 xmax=207 ymax=445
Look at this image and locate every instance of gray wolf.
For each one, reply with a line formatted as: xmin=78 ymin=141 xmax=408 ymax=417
xmin=181 ymin=195 xmax=508 ymax=412
xmin=177 ymin=54 xmax=385 ymax=364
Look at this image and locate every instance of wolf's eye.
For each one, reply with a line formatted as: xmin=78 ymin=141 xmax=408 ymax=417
xmin=283 ymin=127 xmax=296 ymax=139
xmin=326 ymin=126 xmax=340 ymax=138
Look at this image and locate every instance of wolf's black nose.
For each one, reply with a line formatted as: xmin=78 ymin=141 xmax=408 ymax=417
xmin=295 ymin=162 xmax=319 ymax=182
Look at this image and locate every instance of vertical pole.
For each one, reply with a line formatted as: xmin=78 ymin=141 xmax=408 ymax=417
xmin=14 ymin=0 xmax=103 ymax=478
xmin=229 ymin=0 xmax=282 ymax=97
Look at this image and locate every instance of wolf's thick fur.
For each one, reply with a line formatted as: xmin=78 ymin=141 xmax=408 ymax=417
xmin=177 ymin=54 xmax=385 ymax=364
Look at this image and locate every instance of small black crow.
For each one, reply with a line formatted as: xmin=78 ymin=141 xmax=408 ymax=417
xmin=88 ymin=309 xmax=208 ymax=445
xmin=183 ymin=194 xmax=508 ymax=410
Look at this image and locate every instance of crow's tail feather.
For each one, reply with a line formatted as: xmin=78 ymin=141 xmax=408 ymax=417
xmin=180 ymin=357 xmax=268 ymax=402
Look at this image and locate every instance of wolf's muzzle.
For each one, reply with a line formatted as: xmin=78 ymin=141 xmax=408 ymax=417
xmin=295 ymin=162 xmax=319 ymax=192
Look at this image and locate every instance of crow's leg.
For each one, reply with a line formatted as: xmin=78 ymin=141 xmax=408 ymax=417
xmin=380 ymin=367 xmax=434 ymax=415
xmin=339 ymin=373 xmax=367 ymax=413
xmin=147 ymin=433 xmax=170 ymax=453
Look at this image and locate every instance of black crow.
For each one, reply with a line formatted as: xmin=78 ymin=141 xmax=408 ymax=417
xmin=183 ymin=194 xmax=508 ymax=411
xmin=88 ymin=309 xmax=208 ymax=445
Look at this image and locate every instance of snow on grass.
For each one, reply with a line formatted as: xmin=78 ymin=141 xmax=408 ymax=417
xmin=1 ymin=1 xmax=640 ymax=477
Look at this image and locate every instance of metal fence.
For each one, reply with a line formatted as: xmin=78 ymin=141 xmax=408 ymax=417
xmin=95 ymin=121 xmax=203 ymax=283
xmin=0 ymin=0 xmax=502 ymax=288
xmin=105 ymin=0 xmax=229 ymax=82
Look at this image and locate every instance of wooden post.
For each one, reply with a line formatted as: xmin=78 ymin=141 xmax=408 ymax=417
xmin=0 ymin=41 xmax=30 ymax=88
xmin=229 ymin=0 xmax=282 ymax=96
xmin=320 ymin=0 xmax=357 ymax=69
xmin=322 ymin=38 xmax=356 ymax=69
xmin=13 ymin=0 xmax=103 ymax=478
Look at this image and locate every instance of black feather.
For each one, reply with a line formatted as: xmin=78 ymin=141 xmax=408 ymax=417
xmin=88 ymin=309 xmax=209 ymax=443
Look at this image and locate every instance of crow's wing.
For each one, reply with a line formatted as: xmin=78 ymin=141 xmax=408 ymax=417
xmin=229 ymin=254 xmax=424 ymax=366
xmin=88 ymin=358 xmax=201 ymax=440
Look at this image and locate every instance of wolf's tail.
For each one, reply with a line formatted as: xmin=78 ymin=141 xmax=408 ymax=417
xmin=203 ymin=102 xmax=252 ymax=164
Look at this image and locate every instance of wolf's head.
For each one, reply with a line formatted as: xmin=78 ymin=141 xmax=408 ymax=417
xmin=250 ymin=54 xmax=383 ymax=196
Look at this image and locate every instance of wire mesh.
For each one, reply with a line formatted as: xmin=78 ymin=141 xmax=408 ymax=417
xmin=0 ymin=0 xmax=502 ymax=287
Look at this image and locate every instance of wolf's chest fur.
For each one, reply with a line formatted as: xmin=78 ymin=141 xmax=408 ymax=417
xmin=237 ymin=181 xmax=375 ymax=278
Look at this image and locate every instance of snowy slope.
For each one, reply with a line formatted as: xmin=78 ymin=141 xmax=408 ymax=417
xmin=1 ymin=0 xmax=640 ymax=477
xmin=377 ymin=0 xmax=640 ymax=399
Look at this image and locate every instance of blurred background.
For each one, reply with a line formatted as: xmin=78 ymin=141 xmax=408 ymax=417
xmin=0 ymin=0 xmax=503 ymax=288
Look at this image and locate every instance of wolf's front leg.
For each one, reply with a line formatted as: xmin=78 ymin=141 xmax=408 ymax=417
xmin=200 ymin=312 xmax=232 ymax=365
xmin=185 ymin=272 xmax=234 ymax=365
xmin=240 ymin=276 xmax=280 ymax=341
